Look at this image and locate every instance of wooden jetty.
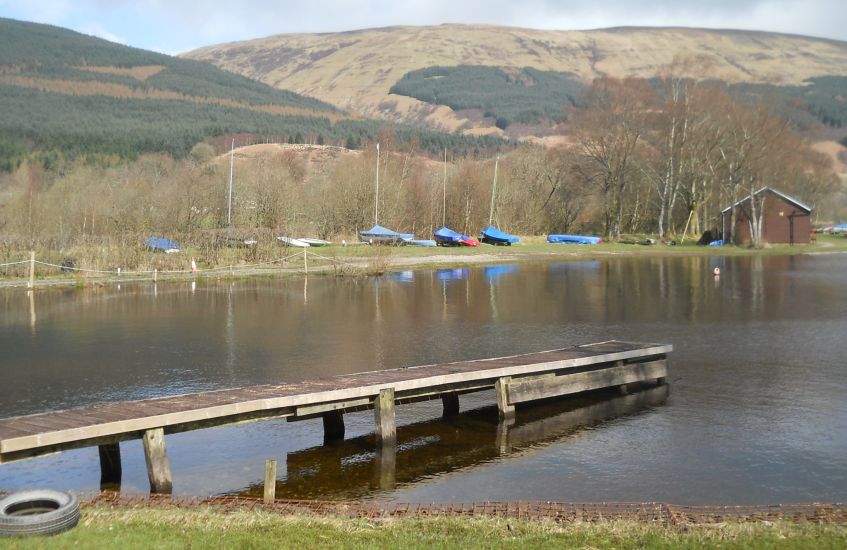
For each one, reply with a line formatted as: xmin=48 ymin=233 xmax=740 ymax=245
xmin=0 ymin=340 xmax=670 ymax=494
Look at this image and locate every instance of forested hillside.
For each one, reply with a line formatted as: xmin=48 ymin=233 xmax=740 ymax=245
xmin=388 ymin=64 xmax=847 ymax=137
xmin=389 ymin=66 xmax=584 ymax=128
xmin=0 ymin=18 xmax=504 ymax=170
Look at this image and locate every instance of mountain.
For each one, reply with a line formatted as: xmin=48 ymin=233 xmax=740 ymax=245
xmin=184 ymin=24 xmax=847 ymax=136
xmin=0 ymin=18 xmax=503 ymax=168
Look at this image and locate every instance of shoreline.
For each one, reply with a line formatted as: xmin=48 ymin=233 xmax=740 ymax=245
xmin=2 ymin=235 xmax=845 ymax=290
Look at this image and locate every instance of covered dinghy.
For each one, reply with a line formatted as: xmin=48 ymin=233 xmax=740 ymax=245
xmin=480 ymin=225 xmax=519 ymax=245
xmin=433 ymin=226 xmax=480 ymax=246
xmin=547 ymin=234 xmax=603 ymax=245
xmin=145 ymin=236 xmax=181 ymax=253
xmin=359 ymin=224 xmax=414 ymax=244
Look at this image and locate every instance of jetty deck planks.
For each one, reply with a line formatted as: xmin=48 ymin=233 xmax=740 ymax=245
xmin=0 ymin=340 xmax=671 ymax=493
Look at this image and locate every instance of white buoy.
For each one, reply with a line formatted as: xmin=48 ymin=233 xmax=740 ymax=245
xmin=713 ymin=267 xmax=720 ymax=276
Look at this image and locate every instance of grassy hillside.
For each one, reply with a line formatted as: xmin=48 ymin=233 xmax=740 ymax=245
xmin=0 ymin=18 xmax=504 ymax=169
xmin=185 ymin=24 xmax=847 ymax=134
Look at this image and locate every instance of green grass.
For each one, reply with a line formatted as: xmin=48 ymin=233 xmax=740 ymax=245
xmin=1 ymin=506 xmax=844 ymax=549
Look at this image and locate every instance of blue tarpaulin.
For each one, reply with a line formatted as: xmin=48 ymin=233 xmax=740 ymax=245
xmin=434 ymin=226 xmax=468 ymax=244
xmin=547 ymin=234 xmax=602 ymax=245
xmin=359 ymin=224 xmax=414 ymax=243
xmin=480 ymin=225 xmax=520 ymax=245
xmin=145 ymin=236 xmax=180 ymax=253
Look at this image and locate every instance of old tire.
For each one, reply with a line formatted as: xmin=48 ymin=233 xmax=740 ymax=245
xmin=0 ymin=490 xmax=80 ymax=537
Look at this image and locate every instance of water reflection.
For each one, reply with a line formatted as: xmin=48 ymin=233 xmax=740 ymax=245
xmin=237 ymin=385 xmax=668 ymax=500
xmin=436 ymin=268 xmax=468 ymax=282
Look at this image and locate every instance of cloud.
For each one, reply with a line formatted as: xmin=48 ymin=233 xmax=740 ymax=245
xmin=77 ymin=23 xmax=126 ymax=45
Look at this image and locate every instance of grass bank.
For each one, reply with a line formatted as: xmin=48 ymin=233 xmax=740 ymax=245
xmin=2 ymin=234 xmax=845 ymax=289
xmin=1 ymin=505 xmax=845 ymax=550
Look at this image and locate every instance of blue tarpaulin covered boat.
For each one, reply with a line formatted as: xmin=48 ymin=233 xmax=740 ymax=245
xmin=359 ymin=224 xmax=414 ymax=244
xmin=434 ymin=226 xmax=479 ymax=246
xmin=547 ymin=234 xmax=603 ymax=245
xmin=480 ymin=225 xmax=519 ymax=245
xmin=145 ymin=236 xmax=181 ymax=253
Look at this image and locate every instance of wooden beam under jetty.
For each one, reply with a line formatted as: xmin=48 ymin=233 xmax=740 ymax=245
xmin=0 ymin=340 xmax=671 ymax=493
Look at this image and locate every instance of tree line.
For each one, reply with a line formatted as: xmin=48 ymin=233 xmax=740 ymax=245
xmin=1 ymin=77 xmax=843 ymax=256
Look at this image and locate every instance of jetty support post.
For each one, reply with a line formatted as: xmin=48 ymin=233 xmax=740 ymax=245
xmin=322 ymin=410 xmax=345 ymax=444
xmin=495 ymin=377 xmax=515 ymax=420
xmin=263 ymin=459 xmax=277 ymax=504
xmin=441 ymin=392 xmax=460 ymax=417
xmin=374 ymin=388 xmax=396 ymax=446
xmin=142 ymin=428 xmax=173 ymax=494
xmin=98 ymin=443 xmax=122 ymax=490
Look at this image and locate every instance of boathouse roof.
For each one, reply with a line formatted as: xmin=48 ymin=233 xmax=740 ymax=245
xmin=721 ymin=187 xmax=812 ymax=214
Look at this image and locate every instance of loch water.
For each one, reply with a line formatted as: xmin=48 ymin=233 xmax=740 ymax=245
xmin=1 ymin=254 xmax=846 ymax=504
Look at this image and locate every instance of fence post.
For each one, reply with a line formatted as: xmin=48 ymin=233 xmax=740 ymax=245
xmin=28 ymin=251 xmax=35 ymax=289
xmin=263 ymin=459 xmax=277 ymax=504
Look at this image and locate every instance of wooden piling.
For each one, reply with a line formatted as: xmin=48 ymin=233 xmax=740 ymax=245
xmin=153 ymin=268 xmax=157 ymax=283
xmin=374 ymin=388 xmax=396 ymax=446
xmin=98 ymin=443 xmax=122 ymax=489
xmin=495 ymin=377 xmax=515 ymax=420
xmin=142 ymin=428 xmax=172 ymax=494
xmin=441 ymin=393 xmax=460 ymax=417
xmin=263 ymin=459 xmax=277 ymax=504
xmin=304 ymin=248 xmax=308 ymax=275
xmin=322 ymin=411 xmax=345 ymax=443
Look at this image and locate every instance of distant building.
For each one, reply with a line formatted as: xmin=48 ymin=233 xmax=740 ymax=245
xmin=721 ymin=187 xmax=812 ymax=245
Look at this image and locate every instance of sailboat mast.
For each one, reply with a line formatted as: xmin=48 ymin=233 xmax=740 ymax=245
xmin=442 ymin=148 xmax=447 ymax=227
xmin=374 ymin=143 xmax=380 ymax=225
xmin=488 ymin=155 xmax=499 ymax=226
xmin=227 ymin=139 xmax=234 ymax=227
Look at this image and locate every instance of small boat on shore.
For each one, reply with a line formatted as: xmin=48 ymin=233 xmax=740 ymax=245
xmin=547 ymin=234 xmax=603 ymax=245
xmin=359 ymin=224 xmax=414 ymax=245
xmin=406 ymin=239 xmax=437 ymax=247
xmin=145 ymin=236 xmax=181 ymax=253
xmin=434 ymin=226 xmax=480 ymax=247
xmin=480 ymin=225 xmax=519 ymax=246
xmin=299 ymin=238 xmax=332 ymax=247
xmin=277 ymin=236 xmax=311 ymax=248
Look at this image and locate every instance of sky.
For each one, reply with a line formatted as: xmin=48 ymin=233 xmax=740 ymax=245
xmin=1 ymin=0 xmax=846 ymax=55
